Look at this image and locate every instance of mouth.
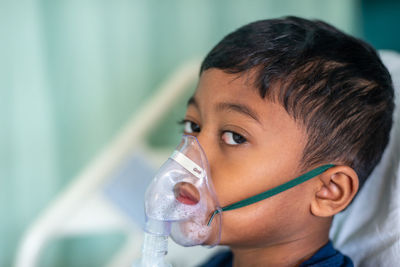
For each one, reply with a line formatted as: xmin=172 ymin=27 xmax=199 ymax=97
xmin=174 ymin=182 xmax=200 ymax=205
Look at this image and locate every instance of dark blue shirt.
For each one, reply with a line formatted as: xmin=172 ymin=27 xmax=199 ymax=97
xmin=198 ymin=241 xmax=353 ymax=267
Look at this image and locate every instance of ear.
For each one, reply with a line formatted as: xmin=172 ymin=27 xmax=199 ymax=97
xmin=310 ymin=165 xmax=359 ymax=217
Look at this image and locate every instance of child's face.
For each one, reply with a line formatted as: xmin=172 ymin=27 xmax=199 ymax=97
xmin=183 ymin=69 xmax=319 ymax=248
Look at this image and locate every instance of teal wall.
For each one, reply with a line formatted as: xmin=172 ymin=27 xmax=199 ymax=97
xmin=361 ymin=0 xmax=400 ymax=52
xmin=1 ymin=1 xmax=361 ymax=266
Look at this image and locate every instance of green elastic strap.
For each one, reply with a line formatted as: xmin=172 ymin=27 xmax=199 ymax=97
xmin=207 ymin=164 xmax=335 ymax=226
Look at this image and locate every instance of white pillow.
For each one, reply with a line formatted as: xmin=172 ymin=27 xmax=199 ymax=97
xmin=330 ymin=50 xmax=400 ymax=266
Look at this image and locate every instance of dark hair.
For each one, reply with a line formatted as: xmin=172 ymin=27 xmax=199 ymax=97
xmin=200 ymin=16 xmax=394 ymax=189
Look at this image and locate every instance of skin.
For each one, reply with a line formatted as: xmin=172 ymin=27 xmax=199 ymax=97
xmin=182 ymin=69 xmax=359 ymax=266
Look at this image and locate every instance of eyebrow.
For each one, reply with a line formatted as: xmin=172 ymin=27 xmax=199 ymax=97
xmin=187 ymin=96 xmax=197 ymax=107
xmin=216 ymin=102 xmax=261 ymax=123
xmin=187 ymin=96 xmax=261 ymax=123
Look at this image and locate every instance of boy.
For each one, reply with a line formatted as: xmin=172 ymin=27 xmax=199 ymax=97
xmin=180 ymin=17 xmax=394 ymax=266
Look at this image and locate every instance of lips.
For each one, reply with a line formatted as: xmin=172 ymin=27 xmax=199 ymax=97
xmin=174 ymin=182 xmax=200 ymax=205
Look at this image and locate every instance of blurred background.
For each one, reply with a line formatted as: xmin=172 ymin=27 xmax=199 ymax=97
xmin=0 ymin=0 xmax=399 ymax=266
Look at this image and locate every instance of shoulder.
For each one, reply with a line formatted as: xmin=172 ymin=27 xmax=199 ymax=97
xmin=197 ymin=241 xmax=352 ymax=267
xmin=197 ymin=250 xmax=233 ymax=267
xmin=300 ymin=241 xmax=353 ymax=267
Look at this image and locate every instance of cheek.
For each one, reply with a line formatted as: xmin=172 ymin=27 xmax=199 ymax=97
xmin=219 ymin=183 xmax=312 ymax=247
xmin=206 ymin=137 xmax=307 ymax=246
xmin=210 ymin=158 xmax=264 ymax=207
xmin=209 ymin=150 xmax=300 ymax=208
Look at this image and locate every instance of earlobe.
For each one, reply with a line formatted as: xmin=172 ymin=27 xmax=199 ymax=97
xmin=311 ymin=166 xmax=359 ymax=217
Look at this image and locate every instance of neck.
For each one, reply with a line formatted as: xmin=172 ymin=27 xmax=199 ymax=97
xmin=231 ymin=225 xmax=330 ymax=267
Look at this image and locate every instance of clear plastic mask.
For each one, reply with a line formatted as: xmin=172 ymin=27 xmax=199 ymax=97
xmin=144 ymin=135 xmax=222 ymax=247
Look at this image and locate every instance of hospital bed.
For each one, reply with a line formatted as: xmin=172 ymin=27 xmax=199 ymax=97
xmin=15 ymin=51 xmax=400 ymax=267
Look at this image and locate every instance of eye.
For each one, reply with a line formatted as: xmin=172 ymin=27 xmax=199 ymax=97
xmin=183 ymin=120 xmax=200 ymax=134
xmin=221 ymin=131 xmax=247 ymax=145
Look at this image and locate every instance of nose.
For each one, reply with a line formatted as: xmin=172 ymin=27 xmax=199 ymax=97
xmin=195 ymin=132 xmax=217 ymax=174
xmin=193 ymin=131 xmax=223 ymax=204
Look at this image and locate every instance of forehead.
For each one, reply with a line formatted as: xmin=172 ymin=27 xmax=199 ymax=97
xmin=192 ymin=68 xmax=305 ymax=138
xmin=195 ymin=69 xmax=262 ymax=104
xmin=193 ymin=69 xmax=276 ymax=121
